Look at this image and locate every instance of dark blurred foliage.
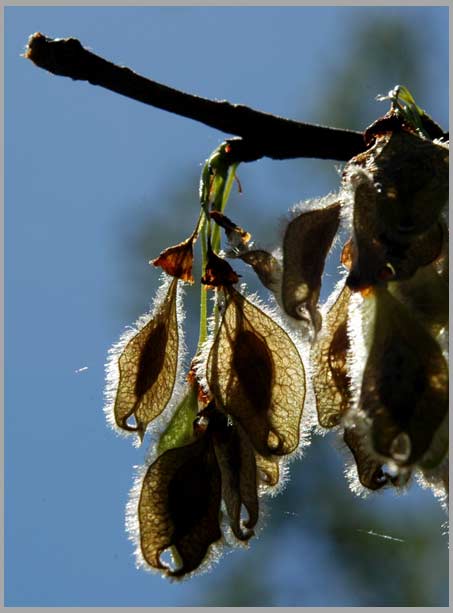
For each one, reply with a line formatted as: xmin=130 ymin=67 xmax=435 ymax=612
xmin=314 ymin=18 xmax=425 ymax=131
xmin=113 ymin=14 xmax=448 ymax=607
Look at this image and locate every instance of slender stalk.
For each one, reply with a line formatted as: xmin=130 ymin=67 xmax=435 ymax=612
xmin=211 ymin=164 xmax=238 ymax=254
xmin=197 ymin=214 xmax=209 ymax=349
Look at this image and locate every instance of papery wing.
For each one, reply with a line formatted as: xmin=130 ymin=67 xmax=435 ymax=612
xmin=311 ymin=283 xmax=352 ymax=428
xmin=207 ymin=288 xmax=306 ymax=456
xmin=138 ymin=437 xmax=222 ymax=578
xmin=214 ymin=423 xmax=259 ymax=540
xmin=113 ymin=278 xmax=180 ymax=439
xmin=282 ymin=203 xmax=340 ymax=332
xmin=359 ymin=287 xmax=448 ymax=467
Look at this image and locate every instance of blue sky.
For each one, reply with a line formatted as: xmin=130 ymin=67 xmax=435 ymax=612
xmin=5 ymin=6 xmax=449 ymax=607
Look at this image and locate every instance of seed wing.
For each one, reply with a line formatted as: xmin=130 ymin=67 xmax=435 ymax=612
xmin=359 ymin=287 xmax=448 ymax=467
xmin=214 ymin=423 xmax=259 ymax=540
xmin=207 ymin=288 xmax=306 ymax=456
xmin=282 ymin=203 xmax=340 ymax=332
xmin=138 ymin=437 xmax=222 ymax=578
xmin=311 ymin=284 xmax=352 ymax=428
xmin=114 ymin=278 xmax=179 ymax=439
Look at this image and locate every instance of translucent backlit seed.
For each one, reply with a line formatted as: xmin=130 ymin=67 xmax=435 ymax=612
xmin=206 ymin=287 xmax=306 ymax=456
xmin=138 ymin=437 xmax=222 ymax=578
xmin=359 ymin=287 xmax=448 ymax=466
xmin=282 ymin=203 xmax=340 ymax=333
xmin=311 ymin=283 xmax=352 ymax=428
xmin=213 ymin=422 xmax=259 ymax=541
xmin=111 ymin=277 xmax=180 ymax=441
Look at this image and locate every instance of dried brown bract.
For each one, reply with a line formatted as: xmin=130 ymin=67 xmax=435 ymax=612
xmin=206 ymin=287 xmax=306 ymax=456
xmin=110 ymin=277 xmax=180 ymax=441
xmin=282 ymin=202 xmax=340 ymax=333
xmin=201 ymin=243 xmax=240 ymax=288
xmin=231 ymin=248 xmax=282 ymax=293
xmin=210 ymin=210 xmax=251 ymax=249
xmin=152 ymin=234 xmax=195 ymax=283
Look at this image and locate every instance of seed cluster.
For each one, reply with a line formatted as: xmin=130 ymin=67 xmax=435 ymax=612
xmin=105 ymin=88 xmax=449 ymax=579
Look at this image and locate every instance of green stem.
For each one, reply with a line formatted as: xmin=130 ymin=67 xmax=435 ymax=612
xmin=211 ymin=162 xmax=239 ymax=253
xmin=197 ymin=213 xmax=209 ymax=349
xmin=196 ymin=149 xmax=240 ymax=351
xmin=210 ymin=162 xmax=239 ymax=334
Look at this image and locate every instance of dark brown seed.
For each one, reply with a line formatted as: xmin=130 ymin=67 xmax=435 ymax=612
xmin=134 ymin=322 xmax=168 ymax=398
xmin=232 ymin=329 xmax=274 ymax=414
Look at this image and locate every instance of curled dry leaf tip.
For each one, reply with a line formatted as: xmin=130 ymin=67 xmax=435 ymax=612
xmin=152 ymin=234 xmax=196 ymax=284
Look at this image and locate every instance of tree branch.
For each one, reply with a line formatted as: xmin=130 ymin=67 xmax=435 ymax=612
xmin=25 ymin=32 xmax=367 ymax=163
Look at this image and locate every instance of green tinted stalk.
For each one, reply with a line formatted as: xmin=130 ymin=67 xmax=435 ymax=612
xmin=211 ymin=162 xmax=238 ymax=253
xmin=197 ymin=213 xmax=209 ymax=348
